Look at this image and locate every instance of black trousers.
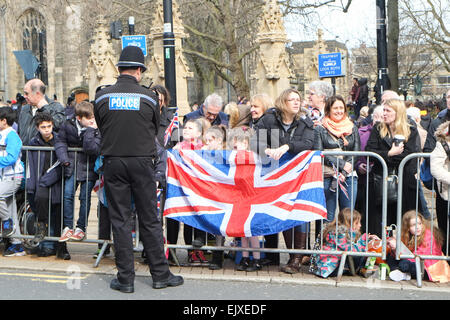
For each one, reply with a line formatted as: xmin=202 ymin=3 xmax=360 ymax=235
xmin=104 ymin=157 xmax=170 ymax=284
xmin=98 ymin=202 xmax=111 ymax=241
xmin=29 ymin=188 xmax=62 ymax=238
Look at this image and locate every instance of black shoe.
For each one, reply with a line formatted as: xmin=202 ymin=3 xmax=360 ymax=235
xmin=192 ymin=238 xmax=205 ymax=248
xmin=110 ymin=278 xmax=134 ymax=293
xmin=56 ymin=242 xmax=71 ymax=260
xmin=152 ymin=273 xmax=184 ymax=289
xmin=246 ymin=259 xmax=262 ymax=272
xmin=236 ymin=257 xmax=250 ymax=271
xmin=37 ymin=247 xmax=56 ymax=257
xmin=34 ymin=222 xmax=47 ymax=242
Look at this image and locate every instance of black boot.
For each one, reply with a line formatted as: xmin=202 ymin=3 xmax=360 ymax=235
xmin=56 ymin=242 xmax=71 ymax=260
xmin=208 ymin=250 xmax=223 ymax=270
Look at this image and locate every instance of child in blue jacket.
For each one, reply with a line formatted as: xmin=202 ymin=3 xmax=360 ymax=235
xmin=0 ymin=107 xmax=25 ymax=256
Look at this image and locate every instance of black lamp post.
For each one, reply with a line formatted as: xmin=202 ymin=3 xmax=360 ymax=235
xmin=163 ymin=0 xmax=177 ymax=109
xmin=375 ymin=0 xmax=390 ymax=104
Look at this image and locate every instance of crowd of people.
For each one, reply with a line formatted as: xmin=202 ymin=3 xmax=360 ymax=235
xmin=0 ymin=74 xmax=449 ymax=284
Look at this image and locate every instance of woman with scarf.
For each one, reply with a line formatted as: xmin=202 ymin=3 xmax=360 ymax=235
xmin=314 ymin=95 xmax=361 ymax=222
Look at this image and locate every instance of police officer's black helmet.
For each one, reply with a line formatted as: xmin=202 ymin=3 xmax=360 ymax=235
xmin=116 ymin=46 xmax=147 ymax=72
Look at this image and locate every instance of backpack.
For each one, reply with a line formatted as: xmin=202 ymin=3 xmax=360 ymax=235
xmin=420 ymin=160 xmax=433 ymax=190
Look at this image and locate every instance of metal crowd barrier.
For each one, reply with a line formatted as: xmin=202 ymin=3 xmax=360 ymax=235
xmin=11 ymin=146 xmax=111 ymax=268
xmin=397 ymin=153 xmax=450 ymax=288
xmin=12 ymin=145 xmax=448 ymax=288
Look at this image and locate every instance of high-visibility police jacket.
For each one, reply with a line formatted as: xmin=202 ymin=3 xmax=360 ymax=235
xmin=94 ymin=74 xmax=160 ymax=157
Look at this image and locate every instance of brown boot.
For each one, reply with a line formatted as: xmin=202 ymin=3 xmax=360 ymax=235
xmin=281 ymin=231 xmax=307 ymax=274
xmin=281 ymin=256 xmax=302 ymax=274
xmin=296 ymin=232 xmax=308 ymax=265
xmin=280 ymin=229 xmax=294 ymax=273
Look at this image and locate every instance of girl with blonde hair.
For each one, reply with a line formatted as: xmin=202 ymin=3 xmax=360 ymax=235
xmin=366 ymin=98 xmax=422 ymax=236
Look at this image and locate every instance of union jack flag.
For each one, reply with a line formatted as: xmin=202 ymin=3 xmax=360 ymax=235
xmin=164 ymin=110 xmax=179 ymax=146
xmin=163 ymin=149 xmax=327 ymax=237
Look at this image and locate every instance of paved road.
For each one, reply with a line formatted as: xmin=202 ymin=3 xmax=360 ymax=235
xmin=0 ymin=268 xmax=448 ymax=301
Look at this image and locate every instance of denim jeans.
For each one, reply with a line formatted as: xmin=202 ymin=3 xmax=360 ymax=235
xmin=323 ymin=176 xmax=358 ymax=221
xmin=63 ymin=175 xmax=95 ymax=232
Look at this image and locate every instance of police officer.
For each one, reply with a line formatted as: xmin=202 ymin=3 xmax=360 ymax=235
xmin=94 ymin=46 xmax=183 ymax=292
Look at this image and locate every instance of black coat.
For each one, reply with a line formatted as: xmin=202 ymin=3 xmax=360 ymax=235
xmin=313 ymin=123 xmax=361 ymax=172
xmin=365 ymin=122 xmax=420 ymax=179
xmin=252 ymin=108 xmax=315 ymax=155
xmin=423 ymin=109 xmax=450 ymax=154
xmin=356 ymin=78 xmax=369 ymax=108
xmin=94 ymin=74 xmax=159 ymax=157
xmin=26 ymin=133 xmax=62 ymax=204
xmin=54 ymin=116 xmax=100 ymax=181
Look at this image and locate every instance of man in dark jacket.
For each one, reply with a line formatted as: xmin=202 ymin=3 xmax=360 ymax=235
xmin=355 ymin=78 xmax=369 ymax=120
xmin=19 ymin=79 xmax=65 ymax=146
xmin=27 ymin=112 xmax=70 ymax=259
xmin=183 ymin=93 xmax=228 ymax=127
xmin=94 ymin=45 xmax=183 ymax=293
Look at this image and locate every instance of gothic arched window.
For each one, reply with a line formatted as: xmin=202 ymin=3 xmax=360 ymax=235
xmin=19 ymin=9 xmax=47 ymax=84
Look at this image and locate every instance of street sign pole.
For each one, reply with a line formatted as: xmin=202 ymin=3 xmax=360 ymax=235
xmin=163 ymin=0 xmax=177 ymax=109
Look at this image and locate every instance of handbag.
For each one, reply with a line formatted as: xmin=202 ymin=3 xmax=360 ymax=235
xmin=322 ymin=147 xmax=343 ymax=177
xmin=373 ymin=168 xmax=398 ymax=204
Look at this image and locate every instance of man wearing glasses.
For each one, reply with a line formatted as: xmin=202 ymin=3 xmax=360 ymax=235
xmin=183 ymin=93 xmax=229 ymax=127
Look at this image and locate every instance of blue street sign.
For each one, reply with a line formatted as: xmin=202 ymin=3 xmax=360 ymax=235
xmin=318 ymin=52 xmax=344 ymax=78
xmin=121 ymin=35 xmax=147 ymax=57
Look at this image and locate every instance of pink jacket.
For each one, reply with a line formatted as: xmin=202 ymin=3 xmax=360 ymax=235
xmin=408 ymin=229 xmax=450 ymax=283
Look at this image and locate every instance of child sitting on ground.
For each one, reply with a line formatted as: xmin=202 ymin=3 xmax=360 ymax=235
xmin=310 ymin=208 xmax=377 ymax=278
xmin=387 ymin=210 xmax=450 ymax=283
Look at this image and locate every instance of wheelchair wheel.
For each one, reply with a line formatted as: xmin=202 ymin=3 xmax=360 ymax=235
xmin=17 ymin=201 xmax=39 ymax=249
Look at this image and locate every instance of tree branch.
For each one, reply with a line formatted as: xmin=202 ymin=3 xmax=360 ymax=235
xmin=183 ymin=48 xmax=231 ymax=69
xmin=183 ymin=23 xmax=226 ymax=44
xmin=237 ymin=44 xmax=260 ymax=63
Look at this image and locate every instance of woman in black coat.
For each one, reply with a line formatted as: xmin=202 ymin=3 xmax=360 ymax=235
xmin=314 ymin=95 xmax=361 ymax=223
xmin=365 ymin=98 xmax=422 ymax=237
xmin=253 ymin=88 xmax=314 ymax=274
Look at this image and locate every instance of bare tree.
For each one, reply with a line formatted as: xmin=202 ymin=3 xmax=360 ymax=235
xmin=401 ymin=0 xmax=450 ymax=72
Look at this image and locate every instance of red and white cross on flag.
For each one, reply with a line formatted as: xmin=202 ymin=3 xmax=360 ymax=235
xmin=163 ymin=149 xmax=327 ymax=237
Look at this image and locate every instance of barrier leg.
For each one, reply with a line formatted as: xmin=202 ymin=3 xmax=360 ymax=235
xmin=415 ymin=256 xmax=422 ymax=288
xmin=348 ymin=255 xmax=356 ymax=276
xmin=93 ymin=240 xmax=109 ymax=268
xmin=169 ymin=248 xmax=180 ymax=266
xmin=336 ymin=253 xmax=347 ymax=282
